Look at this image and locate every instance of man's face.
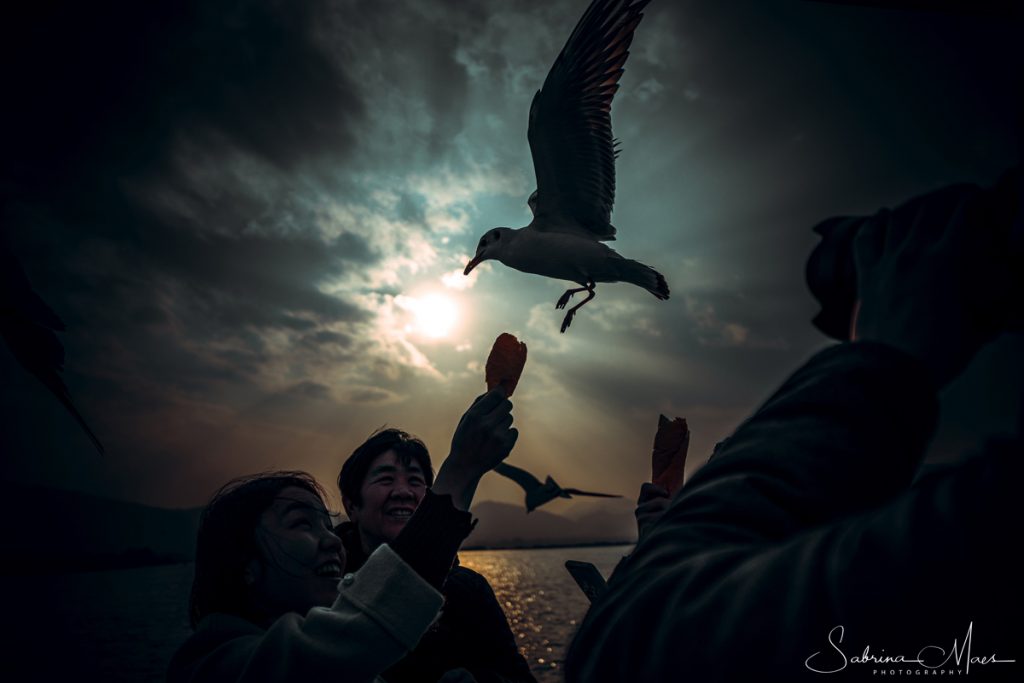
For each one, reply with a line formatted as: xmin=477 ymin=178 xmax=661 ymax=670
xmin=248 ymin=486 xmax=345 ymax=618
xmin=345 ymin=449 xmax=427 ymax=552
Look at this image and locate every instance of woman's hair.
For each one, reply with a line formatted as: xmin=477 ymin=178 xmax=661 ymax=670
xmin=337 ymin=427 xmax=435 ymax=506
xmin=188 ymin=470 xmax=328 ymax=628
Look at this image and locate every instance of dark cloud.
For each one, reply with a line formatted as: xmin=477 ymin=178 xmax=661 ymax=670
xmin=3 ymin=0 xmax=375 ymax=336
xmin=396 ymin=193 xmax=429 ymax=226
xmin=424 ymin=35 xmax=472 ymax=156
xmin=2 ymin=6 xmax=377 ymax=319
xmin=347 ymin=387 xmax=401 ymax=405
xmin=318 ymin=0 xmax=479 ymax=171
xmin=284 ymin=381 xmax=334 ymax=401
xmin=301 ymin=330 xmax=355 ymax=350
xmin=2 ymin=0 xmax=363 ymax=193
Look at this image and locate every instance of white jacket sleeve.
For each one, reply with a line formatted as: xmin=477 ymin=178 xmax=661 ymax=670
xmin=170 ymin=544 xmax=444 ymax=683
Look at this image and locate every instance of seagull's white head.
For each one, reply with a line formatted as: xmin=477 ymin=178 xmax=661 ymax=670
xmin=464 ymin=227 xmax=515 ymax=275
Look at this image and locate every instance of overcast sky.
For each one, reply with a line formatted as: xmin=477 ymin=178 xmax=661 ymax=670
xmin=2 ymin=0 xmax=1021 ymax=511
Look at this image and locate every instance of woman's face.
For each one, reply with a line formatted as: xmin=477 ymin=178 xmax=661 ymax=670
xmin=247 ymin=485 xmax=346 ymax=619
xmin=346 ymin=449 xmax=428 ymax=552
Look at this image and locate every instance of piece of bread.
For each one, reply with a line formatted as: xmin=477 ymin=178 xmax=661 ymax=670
xmin=651 ymin=414 xmax=689 ymax=495
xmin=485 ymin=333 xmax=527 ymax=397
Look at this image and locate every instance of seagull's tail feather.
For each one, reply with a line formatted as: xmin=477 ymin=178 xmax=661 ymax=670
xmin=619 ymin=259 xmax=670 ymax=300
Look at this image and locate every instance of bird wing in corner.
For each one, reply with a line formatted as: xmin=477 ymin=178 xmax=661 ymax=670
xmin=1 ymin=235 xmax=105 ymax=455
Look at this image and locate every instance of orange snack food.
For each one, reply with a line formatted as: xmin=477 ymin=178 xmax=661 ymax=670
xmin=485 ymin=333 xmax=528 ymax=397
xmin=651 ymin=414 xmax=689 ymax=495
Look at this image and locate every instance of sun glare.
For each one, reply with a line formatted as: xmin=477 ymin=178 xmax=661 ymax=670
xmin=412 ymin=293 xmax=459 ymax=339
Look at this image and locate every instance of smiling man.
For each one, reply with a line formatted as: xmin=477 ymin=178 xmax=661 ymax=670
xmin=337 ymin=420 xmax=536 ymax=683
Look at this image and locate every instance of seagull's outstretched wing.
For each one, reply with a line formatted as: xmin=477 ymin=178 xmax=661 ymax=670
xmin=527 ymin=0 xmax=652 ymax=240
xmin=563 ymin=488 xmax=622 ymax=499
xmin=494 ymin=462 xmax=544 ymax=493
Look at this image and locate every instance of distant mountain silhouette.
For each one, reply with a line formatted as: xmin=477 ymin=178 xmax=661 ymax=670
xmin=466 ymin=500 xmax=636 ymax=549
xmin=0 ymin=482 xmax=201 ymax=574
xmin=563 ymin=498 xmax=639 ymax=542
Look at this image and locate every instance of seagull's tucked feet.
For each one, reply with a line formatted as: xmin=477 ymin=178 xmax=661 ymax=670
xmin=559 ymin=282 xmax=596 ymax=333
xmin=556 ymin=285 xmax=589 ymax=310
xmin=560 ymin=308 xmax=578 ymax=333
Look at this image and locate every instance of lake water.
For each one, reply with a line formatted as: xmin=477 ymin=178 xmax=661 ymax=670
xmin=2 ymin=545 xmax=630 ymax=682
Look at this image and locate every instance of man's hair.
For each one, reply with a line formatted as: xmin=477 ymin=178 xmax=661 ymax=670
xmin=338 ymin=428 xmax=435 ymax=507
xmin=188 ymin=471 xmax=328 ymax=628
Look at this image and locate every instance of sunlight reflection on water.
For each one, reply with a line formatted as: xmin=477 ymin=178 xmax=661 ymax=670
xmin=459 ymin=545 xmax=630 ymax=682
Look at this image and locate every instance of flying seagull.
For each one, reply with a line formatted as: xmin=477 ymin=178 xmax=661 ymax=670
xmin=494 ymin=462 xmax=622 ymax=513
xmin=1 ymin=235 xmax=105 ymax=455
xmin=464 ymin=0 xmax=668 ymax=333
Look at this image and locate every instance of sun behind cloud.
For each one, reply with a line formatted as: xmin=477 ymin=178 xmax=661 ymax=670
xmin=415 ymin=293 xmax=459 ymax=338
xmin=395 ymin=292 xmax=460 ymax=339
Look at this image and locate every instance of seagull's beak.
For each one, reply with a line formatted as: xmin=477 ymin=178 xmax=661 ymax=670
xmin=464 ymin=254 xmax=483 ymax=276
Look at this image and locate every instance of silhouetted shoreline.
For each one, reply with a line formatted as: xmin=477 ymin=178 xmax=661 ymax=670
xmin=1 ymin=548 xmax=192 ymax=576
xmin=462 ymin=540 xmax=634 ymax=552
